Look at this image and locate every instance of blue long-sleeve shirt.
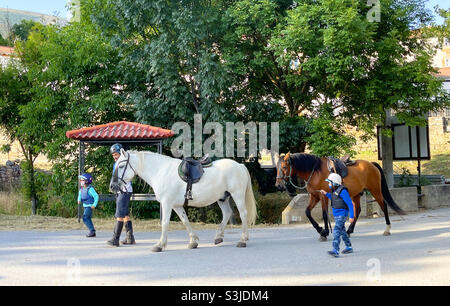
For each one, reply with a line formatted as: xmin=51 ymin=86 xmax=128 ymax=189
xmin=326 ymin=188 xmax=355 ymax=219
xmin=77 ymin=186 xmax=99 ymax=208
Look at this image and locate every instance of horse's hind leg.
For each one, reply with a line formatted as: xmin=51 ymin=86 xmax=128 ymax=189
xmin=231 ymin=191 xmax=249 ymax=248
xmin=173 ymin=206 xmax=199 ymax=249
xmin=367 ymin=185 xmax=392 ymax=236
xmin=214 ymin=197 xmax=232 ymax=245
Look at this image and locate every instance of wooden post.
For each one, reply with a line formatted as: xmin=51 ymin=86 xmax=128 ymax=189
xmin=78 ymin=141 xmax=85 ymax=223
xmin=416 ymin=126 xmax=422 ymax=196
xmin=158 ymin=140 xmax=162 ymax=224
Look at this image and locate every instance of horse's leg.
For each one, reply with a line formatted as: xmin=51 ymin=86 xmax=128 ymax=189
xmin=374 ymin=192 xmax=392 ymax=236
xmin=173 ymin=206 xmax=199 ymax=249
xmin=347 ymin=194 xmax=362 ymax=236
xmin=367 ymin=187 xmax=392 ymax=236
xmin=214 ymin=198 xmax=232 ymax=245
xmin=231 ymin=191 xmax=248 ymax=248
xmin=152 ymin=203 xmax=172 ymax=252
xmin=305 ymin=195 xmax=326 ymax=241
xmin=320 ymin=197 xmax=330 ymax=240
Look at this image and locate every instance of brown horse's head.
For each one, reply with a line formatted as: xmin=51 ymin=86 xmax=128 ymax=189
xmin=275 ymin=152 xmax=292 ymax=191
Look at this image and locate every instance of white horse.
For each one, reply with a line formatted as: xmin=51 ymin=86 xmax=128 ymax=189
xmin=110 ymin=149 xmax=258 ymax=252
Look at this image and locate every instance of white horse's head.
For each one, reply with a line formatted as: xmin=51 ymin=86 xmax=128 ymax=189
xmin=109 ymin=149 xmax=136 ymax=193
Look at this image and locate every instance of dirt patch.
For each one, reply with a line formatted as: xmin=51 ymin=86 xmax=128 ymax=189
xmin=0 ymin=214 xmax=283 ymax=232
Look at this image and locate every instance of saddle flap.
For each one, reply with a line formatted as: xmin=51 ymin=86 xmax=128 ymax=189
xmin=178 ymin=158 xmax=206 ymax=183
xmin=327 ymin=157 xmax=348 ymax=179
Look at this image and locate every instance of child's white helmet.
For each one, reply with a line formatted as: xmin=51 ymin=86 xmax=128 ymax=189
xmin=326 ymin=173 xmax=342 ymax=185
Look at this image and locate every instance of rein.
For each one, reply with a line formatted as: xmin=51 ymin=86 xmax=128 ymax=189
xmin=277 ymin=162 xmax=316 ymax=190
xmin=113 ymin=154 xmax=137 ymax=191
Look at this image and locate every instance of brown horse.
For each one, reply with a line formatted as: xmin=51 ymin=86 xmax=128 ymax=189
xmin=275 ymin=152 xmax=406 ymax=241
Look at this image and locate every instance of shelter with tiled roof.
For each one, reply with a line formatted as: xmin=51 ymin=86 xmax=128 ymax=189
xmin=66 ymin=121 xmax=174 ymax=144
xmin=66 ymin=121 xmax=174 ymax=220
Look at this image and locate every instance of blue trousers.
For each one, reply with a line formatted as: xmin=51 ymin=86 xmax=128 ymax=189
xmin=83 ymin=207 xmax=95 ymax=232
xmin=332 ymin=216 xmax=351 ymax=252
xmin=115 ymin=192 xmax=131 ymax=218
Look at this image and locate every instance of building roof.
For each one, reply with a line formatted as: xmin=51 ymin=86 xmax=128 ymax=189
xmin=66 ymin=121 xmax=174 ymax=142
xmin=0 ymin=45 xmax=14 ymax=57
xmin=437 ymin=67 xmax=450 ymax=78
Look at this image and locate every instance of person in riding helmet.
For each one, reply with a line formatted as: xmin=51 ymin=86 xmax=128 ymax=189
xmin=320 ymin=173 xmax=355 ymax=258
xmin=78 ymin=173 xmax=99 ymax=237
xmin=107 ymin=143 xmax=136 ymax=247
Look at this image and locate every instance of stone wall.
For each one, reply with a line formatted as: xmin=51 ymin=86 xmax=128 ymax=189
xmin=421 ymin=185 xmax=450 ymax=209
xmin=428 ymin=116 xmax=450 ymax=152
xmin=0 ymin=134 xmax=51 ymax=169
xmin=0 ymin=160 xmax=22 ymax=190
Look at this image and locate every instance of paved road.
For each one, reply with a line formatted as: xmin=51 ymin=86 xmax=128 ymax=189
xmin=0 ymin=208 xmax=449 ymax=286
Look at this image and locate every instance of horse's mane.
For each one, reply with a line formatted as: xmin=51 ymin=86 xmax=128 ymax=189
xmin=128 ymin=150 xmax=176 ymax=163
xmin=289 ymin=153 xmax=322 ymax=173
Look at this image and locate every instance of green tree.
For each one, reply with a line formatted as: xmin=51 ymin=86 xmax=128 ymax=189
xmin=91 ymin=0 xmax=234 ymax=128
xmin=18 ymin=19 xmax=135 ymax=210
xmin=10 ymin=19 xmax=41 ymax=42
xmin=268 ymin=0 xmax=448 ymax=156
xmin=90 ymin=0 xmax=290 ymax=159
xmin=0 ymin=63 xmax=41 ymax=213
xmin=0 ymin=6 xmax=135 ymax=215
xmin=0 ymin=34 xmax=9 ymax=46
xmin=222 ymin=0 xmax=308 ymax=119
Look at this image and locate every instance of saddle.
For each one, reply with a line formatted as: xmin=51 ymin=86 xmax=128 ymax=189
xmin=178 ymin=154 xmax=212 ymax=201
xmin=327 ymin=155 xmax=357 ymax=179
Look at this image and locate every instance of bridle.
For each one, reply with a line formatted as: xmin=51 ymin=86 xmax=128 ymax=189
xmin=276 ymin=159 xmax=315 ymax=190
xmin=112 ymin=153 xmax=137 ymax=191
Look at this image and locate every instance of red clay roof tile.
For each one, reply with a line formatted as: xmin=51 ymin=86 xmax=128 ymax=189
xmin=66 ymin=121 xmax=174 ymax=141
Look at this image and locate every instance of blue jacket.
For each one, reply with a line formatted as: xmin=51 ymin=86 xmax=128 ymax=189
xmin=78 ymin=185 xmax=99 ymax=208
xmin=326 ymin=188 xmax=354 ymax=219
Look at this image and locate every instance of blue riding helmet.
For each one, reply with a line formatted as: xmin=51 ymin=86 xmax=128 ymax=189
xmin=110 ymin=143 xmax=123 ymax=155
xmin=79 ymin=173 xmax=93 ymax=185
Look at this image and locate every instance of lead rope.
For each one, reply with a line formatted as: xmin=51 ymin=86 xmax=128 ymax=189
xmin=288 ymin=167 xmax=315 ymax=190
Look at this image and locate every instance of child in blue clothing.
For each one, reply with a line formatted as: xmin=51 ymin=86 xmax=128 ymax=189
xmin=78 ymin=173 xmax=99 ymax=237
xmin=320 ymin=173 xmax=355 ymax=257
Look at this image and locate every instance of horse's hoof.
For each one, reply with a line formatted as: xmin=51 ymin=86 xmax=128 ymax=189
xmin=214 ymin=238 xmax=223 ymax=245
xmin=236 ymin=242 xmax=247 ymax=248
xmin=188 ymin=242 xmax=198 ymax=249
xmin=152 ymin=246 xmax=163 ymax=252
xmin=383 ymin=231 xmax=391 ymax=236
xmin=319 ymin=236 xmax=327 ymax=242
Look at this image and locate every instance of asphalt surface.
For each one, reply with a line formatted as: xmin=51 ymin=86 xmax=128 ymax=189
xmin=0 ymin=207 xmax=449 ymax=286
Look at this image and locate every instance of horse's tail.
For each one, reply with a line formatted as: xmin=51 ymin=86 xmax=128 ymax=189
xmin=372 ymin=162 xmax=407 ymax=215
xmin=243 ymin=165 xmax=258 ymax=226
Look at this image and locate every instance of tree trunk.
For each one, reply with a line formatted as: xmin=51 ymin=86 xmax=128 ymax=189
xmin=31 ymin=195 xmax=37 ymax=215
xmin=29 ymin=159 xmax=37 ymax=215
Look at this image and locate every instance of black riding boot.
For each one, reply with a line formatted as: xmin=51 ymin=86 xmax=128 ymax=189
xmin=121 ymin=221 xmax=136 ymax=245
xmin=107 ymin=221 xmax=124 ymax=247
